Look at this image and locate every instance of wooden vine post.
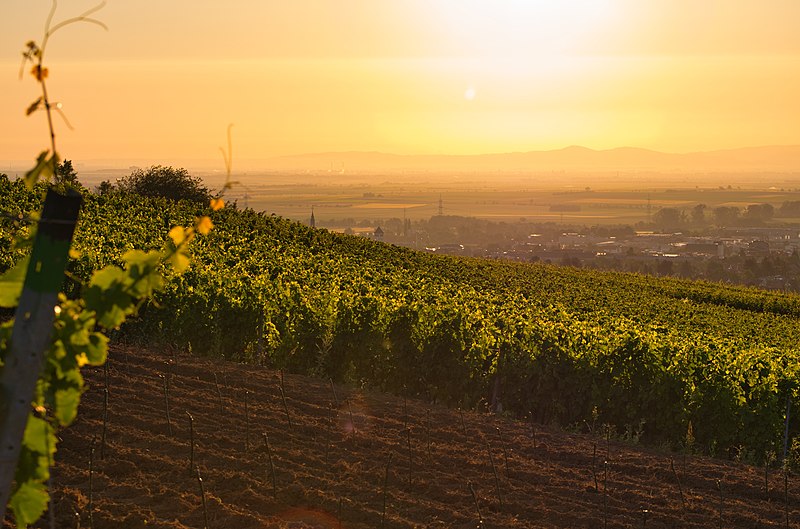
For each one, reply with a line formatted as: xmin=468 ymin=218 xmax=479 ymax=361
xmin=0 ymin=189 xmax=82 ymax=515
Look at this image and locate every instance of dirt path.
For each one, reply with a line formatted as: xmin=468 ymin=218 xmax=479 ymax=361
xmin=12 ymin=345 xmax=797 ymax=528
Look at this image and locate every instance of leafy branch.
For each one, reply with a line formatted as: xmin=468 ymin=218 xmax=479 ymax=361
xmin=19 ymin=0 xmax=108 ymax=188
xmin=1 ymin=3 xmax=222 ymax=526
xmin=1 ymin=218 xmax=213 ymax=526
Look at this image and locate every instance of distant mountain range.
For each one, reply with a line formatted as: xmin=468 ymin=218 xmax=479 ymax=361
xmin=265 ymin=145 xmax=800 ymax=173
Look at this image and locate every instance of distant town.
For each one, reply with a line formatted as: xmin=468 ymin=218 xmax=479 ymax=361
xmin=317 ymin=208 xmax=800 ymax=293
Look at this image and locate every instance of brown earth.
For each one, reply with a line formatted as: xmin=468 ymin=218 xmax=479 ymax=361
xmin=9 ymin=345 xmax=798 ymax=528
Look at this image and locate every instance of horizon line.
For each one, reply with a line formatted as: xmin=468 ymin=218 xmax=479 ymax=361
xmin=5 ymin=142 xmax=800 ymax=167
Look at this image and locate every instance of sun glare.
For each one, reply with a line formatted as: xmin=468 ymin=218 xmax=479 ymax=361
xmin=2 ymin=2 xmax=798 ymax=162
xmin=428 ymin=0 xmax=620 ymax=59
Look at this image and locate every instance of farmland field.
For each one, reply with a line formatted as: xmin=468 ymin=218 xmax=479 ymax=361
xmin=70 ymin=168 xmax=800 ymax=226
xmin=183 ymin=172 xmax=800 ymax=227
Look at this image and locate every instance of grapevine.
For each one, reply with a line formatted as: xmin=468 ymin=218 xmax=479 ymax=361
xmin=0 ymin=3 xmax=217 ymax=525
xmin=3 ymin=183 xmax=795 ymax=463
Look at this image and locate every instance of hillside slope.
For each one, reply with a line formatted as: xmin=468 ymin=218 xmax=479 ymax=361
xmin=4 ymin=178 xmax=800 ymax=459
xmin=29 ymin=346 xmax=795 ymax=529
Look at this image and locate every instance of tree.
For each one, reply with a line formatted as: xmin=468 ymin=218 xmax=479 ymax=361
xmin=657 ymin=259 xmax=674 ymax=276
xmin=116 ymin=165 xmax=210 ymax=203
xmin=97 ymin=180 xmax=114 ymax=195
xmin=744 ymin=203 xmax=774 ymax=224
xmin=713 ymin=206 xmax=740 ymax=227
xmin=677 ymin=260 xmax=694 ymax=278
xmin=57 ymin=159 xmax=79 ymax=185
xmin=652 ymin=207 xmax=683 ymax=231
xmin=705 ymin=260 xmax=725 ymax=281
xmin=691 ymin=204 xmax=707 ymax=226
xmin=778 ymin=201 xmax=800 ymax=217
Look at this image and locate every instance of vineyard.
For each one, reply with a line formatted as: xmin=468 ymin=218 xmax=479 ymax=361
xmin=3 ymin=176 xmax=800 ymax=463
xmin=36 ymin=345 xmax=800 ymax=528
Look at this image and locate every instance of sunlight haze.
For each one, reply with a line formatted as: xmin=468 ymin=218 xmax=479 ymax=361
xmin=1 ymin=0 xmax=799 ymax=169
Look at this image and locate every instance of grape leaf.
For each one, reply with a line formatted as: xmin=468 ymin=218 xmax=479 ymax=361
xmin=54 ymin=387 xmax=81 ymax=426
xmin=9 ymin=481 xmax=49 ymax=527
xmin=85 ymin=332 xmax=109 ymax=365
xmin=23 ymin=150 xmax=54 ymax=190
xmin=83 ymin=266 xmax=133 ymax=329
xmin=22 ymin=416 xmax=55 ymax=456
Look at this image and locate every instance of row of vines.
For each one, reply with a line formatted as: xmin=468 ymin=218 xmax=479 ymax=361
xmin=3 ymin=175 xmax=800 ymax=462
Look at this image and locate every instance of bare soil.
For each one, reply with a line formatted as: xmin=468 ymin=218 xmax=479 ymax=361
xmin=11 ymin=345 xmax=799 ymax=528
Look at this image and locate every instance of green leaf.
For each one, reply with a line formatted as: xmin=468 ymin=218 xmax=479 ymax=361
xmin=22 ymin=416 xmax=55 ymax=456
xmin=14 ymin=444 xmax=49 ymax=484
xmin=23 ymin=151 xmax=54 ymax=190
xmin=61 ymin=365 xmax=84 ymax=387
xmin=84 ymin=332 xmax=109 ymax=365
xmin=54 ymin=387 xmax=81 ymax=426
xmin=89 ymin=298 xmax=127 ymax=329
xmin=0 ymin=256 xmax=30 ymax=308
xmin=123 ymin=249 xmax=164 ymax=296
xmin=168 ymin=251 xmax=190 ymax=273
xmin=122 ymin=248 xmax=161 ymax=270
xmin=9 ymin=481 xmax=49 ymax=527
xmin=88 ymin=265 xmax=127 ymax=291
xmin=84 ymin=266 xmax=133 ymax=329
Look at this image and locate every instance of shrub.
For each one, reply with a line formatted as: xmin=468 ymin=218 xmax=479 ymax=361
xmin=116 ymin=165 xmax=210 ymax=203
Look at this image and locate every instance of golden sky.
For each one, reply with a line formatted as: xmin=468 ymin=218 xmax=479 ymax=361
xmin=1 ymin=0 xmax=799 ymax=168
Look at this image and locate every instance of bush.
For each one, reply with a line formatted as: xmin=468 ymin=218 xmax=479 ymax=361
xmin=116 ymin=165 xmax=210 ymax=202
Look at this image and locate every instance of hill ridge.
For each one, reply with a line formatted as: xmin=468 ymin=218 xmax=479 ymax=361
xmin=266 ymin=145 xmax=800 ymax=172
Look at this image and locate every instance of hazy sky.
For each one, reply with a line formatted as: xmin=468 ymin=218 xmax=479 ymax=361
xmin=1 ymin=1 xmax=799 ymax=168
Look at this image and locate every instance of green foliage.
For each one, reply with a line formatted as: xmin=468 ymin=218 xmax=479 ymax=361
xmin=5 ymin=177 xmax=800 ymax=474
xmin=8 ymin=482 xmax=48 ymax=527
xmin=0 ymin=257 xmax=30 ymax=308
xmin=23 ymin=151 xmax=56 ymax=191
xmin=3 ymin=184 xmax=792 ymax=461
xmin=84 ymin=249 xmax=164 ymax=328
xmin=116 ymin=165 xmax=211 ymax=203
xmin=97 ymin=180 xmax=113 ymax=195
xmin=1 ymin=184 xmax=207 ymax=526
xmin=4 ymin=4 xmax=155 ymax=524
xmin=51 ymin=159 xmax=83 ymax=194
xmin=57 ymin=159 xmax=78 ymax=184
